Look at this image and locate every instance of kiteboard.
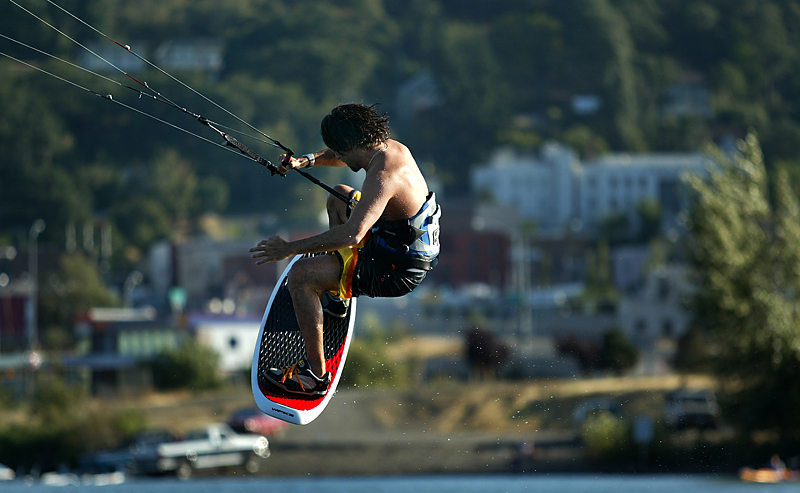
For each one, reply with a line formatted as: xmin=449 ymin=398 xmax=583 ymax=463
xmin=251 ymin=253 xmax=356 ymax=425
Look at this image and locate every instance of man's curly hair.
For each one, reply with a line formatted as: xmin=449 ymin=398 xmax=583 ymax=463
xmin=321 ymin=103 xmax=390 ymax=154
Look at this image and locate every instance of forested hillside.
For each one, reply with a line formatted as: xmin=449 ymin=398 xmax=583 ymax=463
xmin=2 ymin=0 xmax=800 ymax=269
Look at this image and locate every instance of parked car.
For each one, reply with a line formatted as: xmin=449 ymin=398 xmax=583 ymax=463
xmin=127 ymin=428 xmax=182 ymax=476
xmin=663 ymin=388 xmax=720 ymax=430
xmin=77 ymin=428 xmax=180 ymax=476
xmin=78 ymin=447 xmax=133 ymax=474
xmin=155 ymin=423 xmax=270 ymax=480
xmin=228 ymin=407 xmax=289 ymax=437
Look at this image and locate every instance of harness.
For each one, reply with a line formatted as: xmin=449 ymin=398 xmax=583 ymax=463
xmin=371 ymin=192 xmax=441 ymax=271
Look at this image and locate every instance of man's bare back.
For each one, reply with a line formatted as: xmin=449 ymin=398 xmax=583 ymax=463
xmin=367 ymin=140 xmax=430 ymax=222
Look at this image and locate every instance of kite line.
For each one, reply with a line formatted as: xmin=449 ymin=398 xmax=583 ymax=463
xmin=1 ymin=0 xmax=352 ymax=204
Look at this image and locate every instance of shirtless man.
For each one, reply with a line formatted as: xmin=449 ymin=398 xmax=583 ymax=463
xmin=250 ymin=103 xmax=441 ymax=396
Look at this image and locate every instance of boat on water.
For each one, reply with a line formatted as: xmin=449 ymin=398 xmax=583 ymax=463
xmin=739 ymin=467 xmax=797 ymax=483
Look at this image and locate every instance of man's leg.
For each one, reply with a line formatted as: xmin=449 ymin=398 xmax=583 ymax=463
xmin=285 ymin=184 xmax=355 ymax=378
xmin=285 ymin=253 xmax=341 ymax=378
xmin=327 ymin=184 xmax=355 ymax=227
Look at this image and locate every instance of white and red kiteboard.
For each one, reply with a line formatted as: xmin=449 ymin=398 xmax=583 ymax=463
xmin=251 ymin=254 xmax=356 ymax=425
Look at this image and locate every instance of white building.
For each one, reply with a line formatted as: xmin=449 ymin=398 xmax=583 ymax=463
xmin=79 ymin=42 xmax=148 ymax=73
xmin=617 ymin=263 xmax=693 ymax=343
xmin=471 ymin=143 xmax=580 ymax=235
xmin=579 ymin=152 xmax=712 ymax=231
xmin=191 ymin=316 xmax=261 ymax=374
xmin=617 ymin=263 xmax=694 ymax=375
xmin=471 ymin=143 xmax=713 ymax=236
xmin=154 ymin=38 xmax=225 ymax=73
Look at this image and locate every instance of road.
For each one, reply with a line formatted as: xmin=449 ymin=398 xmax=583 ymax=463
xmin=261 ymin=388 xmax=582 ymax=476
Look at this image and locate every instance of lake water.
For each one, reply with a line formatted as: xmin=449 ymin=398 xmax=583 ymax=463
xmin=2 ymin=474 xmax=796 ymax=492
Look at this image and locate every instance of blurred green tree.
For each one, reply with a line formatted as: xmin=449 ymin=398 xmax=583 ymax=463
xmin=39 ymin=253 xmax=118 ymax=336
xmin=596 ymin=328 xmax=639 ymax=375
xmin=581 ymin=410 xmax=634 ymax=464
xmin=149 ymin=339 xmax=224 ymax=391
xmin=685 ymin=132 xmax=800 ymax=433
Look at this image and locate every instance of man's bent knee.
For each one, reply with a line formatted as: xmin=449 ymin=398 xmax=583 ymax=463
xmin=327 ymin=184 xmax=356 ymax=226
xmin=328 ymin=184 xmax=354 ymax=207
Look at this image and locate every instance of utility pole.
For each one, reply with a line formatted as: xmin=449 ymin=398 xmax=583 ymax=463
xmin=516 ymin=221 xmax=537 ymax=349
xmin=27 ymin=219 xmax=45 ymax=350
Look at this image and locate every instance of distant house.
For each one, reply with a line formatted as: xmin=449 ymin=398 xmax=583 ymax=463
xmin=154 ymin=38 xmax=225 ymax=73
xmin=189 ymin=314 xmax=261 ymax=374
xmin=77 ymin=41 xmax=148 ymax=73
xmin=572 ymin=94 xmax=602 ymax=116
xmin=661 ymin=73 xmax=713 ymax=119
xmin=618 ymin=263 xmax=694 ymax=375
xmin=65 ymin=307 xmax=179 ymax=395
xmin=395 ymin=71 xmax=443 ymax=122
xmin=618 ymin=263 xmax=692 ymax=344
xmin=60 ymin=306 xmax=266 ymax=395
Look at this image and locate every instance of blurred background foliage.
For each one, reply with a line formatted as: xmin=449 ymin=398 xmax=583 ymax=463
xmin=4 ymin=0 xmax=800 ymax=468
xmin=3 ymin=0 xmax=800 ymax=272
xmin=685 ymin=133 xmax=800 ymax=437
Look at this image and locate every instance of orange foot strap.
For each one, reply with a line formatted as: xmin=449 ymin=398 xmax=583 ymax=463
xmin=279 ymin=364 xmax=305 ymax=391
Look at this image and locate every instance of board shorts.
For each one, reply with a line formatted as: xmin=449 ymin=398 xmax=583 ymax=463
xmin=331 ymin=233 xmax=429 ymax=299
xmin=328 ymin=190 xmax=435 ymax=300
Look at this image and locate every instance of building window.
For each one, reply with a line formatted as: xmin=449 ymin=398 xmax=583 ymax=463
xmin=658 ymin=278 xmax=670 ymax=301
xmin=662 ymin=319 xmax=674 ymax=337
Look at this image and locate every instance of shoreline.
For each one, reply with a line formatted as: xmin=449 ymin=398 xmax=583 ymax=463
xmin=261 ymin=436 xmax=586 ymax=477
xmin=117 ymin=377 xmax=748 ymax=478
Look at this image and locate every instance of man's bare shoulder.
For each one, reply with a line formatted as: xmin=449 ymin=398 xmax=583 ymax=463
xmin=391 ymin=140 xmax=416 ymax=163
xmin=379 ymin=141 xmax=419 ymax=173
xmin=366 ymin=140 xmax=429 ymax=220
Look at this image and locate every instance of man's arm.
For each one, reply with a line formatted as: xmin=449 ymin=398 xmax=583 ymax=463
xmin=278 ymin=149 xmax=345 ymax=174
xmin=251 ymin=168 xmax=395 ymax=264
